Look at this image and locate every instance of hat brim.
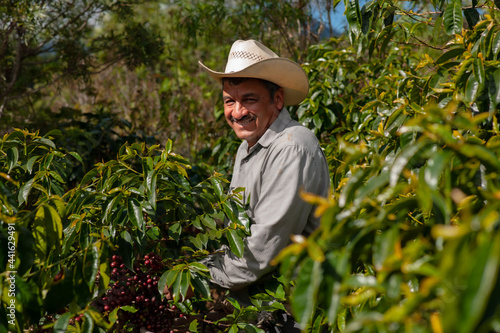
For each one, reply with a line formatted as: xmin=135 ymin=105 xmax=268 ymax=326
xmin=198 ymin=58 xmax=309 ymax=106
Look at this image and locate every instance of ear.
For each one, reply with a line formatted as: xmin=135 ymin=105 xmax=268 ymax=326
xmin=274 ymin=88 xmax=285 ymax=110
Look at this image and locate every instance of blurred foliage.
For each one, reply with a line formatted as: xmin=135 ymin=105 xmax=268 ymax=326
xmin=0 ymin=0 xmax=164 ymax=124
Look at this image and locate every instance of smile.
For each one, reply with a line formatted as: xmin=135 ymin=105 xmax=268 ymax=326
xmin=232 ymin=115 xmax=256 ymax=126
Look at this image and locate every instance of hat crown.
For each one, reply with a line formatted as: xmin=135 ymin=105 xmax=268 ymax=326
xmin=225 ymin=40 xmax=278 ymax=73
xmin=198 ymin=39 xmax=309 ymax=106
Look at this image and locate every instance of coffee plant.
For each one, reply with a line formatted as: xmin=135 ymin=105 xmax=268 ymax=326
xmin=280 ymin=1 xmax=500 ymax=332
xmin=0 ymin=129 xmax=271 ymax=332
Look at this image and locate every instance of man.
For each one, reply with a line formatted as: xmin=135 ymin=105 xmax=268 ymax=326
xmin=197 ymin=39 xmax=330 ymax=304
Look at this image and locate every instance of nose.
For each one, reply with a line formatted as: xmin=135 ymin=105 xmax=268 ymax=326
xmin=232 ymin=101 xmax=247 ymax=119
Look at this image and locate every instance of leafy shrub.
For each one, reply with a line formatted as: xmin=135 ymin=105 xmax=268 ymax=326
xmin=0 ymin=130 xmax=263 ymax=332
xmin=278 ymin=6 xmax=500 ymax=332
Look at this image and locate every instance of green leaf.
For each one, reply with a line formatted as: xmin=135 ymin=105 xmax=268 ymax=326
xmin=189 ymin=319 xmax=199 ymax=332
xmin=473 ymin=58 xmax=485 ymax=85
xmin=189 ymin=232 xmax=208 ymax=249
xmin=159 ymin=270 xmax=173 ymax=296
xmin=82 ymin=312 xmax=94 ymax=333
xmin=460 ymin=144 xmax=500 ymax=171
xmin=7 ymin=147 xmax=19 ymax=173
xmin=83 ymin=245 xmax=100 ymax=289
xmin=492 ymin=31 xmax=500 ymax=58
xmin=313 ymin=113 xmax=323 ymax=130
xmin=323 ymin=251 xmax=348 ymax=325
xmin=345 ymin=0 xmax=362 ymax=40
xmin=127 ymin=198 xmax=145 ymax=232
xmin=161 ymin=265 xmax=191 ymax=302
xmin=117 ymin=235 xmax=134 ymax=270
xmin=353 ymin=172 xmax=389 ymax=207
xmin=44 ymin=129 xmax=62 ymax=138
xmin=18 ymin=178 xmax=34 ymax=205
xmin=459 ymin=233 xmax=500 ymax=332
xmin=210 ymin=176 xmax=224 ymax=199
xmin=227 ymin=228 xmax=245 ymax=258
xmin=168 ymin=222 xmax=182 ymax=241
xmin=383 ymin=6 xmax=395 ymax=26
xmin=465 ymin=72 xmax=479 ymax=103
xmin=191 ymin=275 xmax=211 ymax=298
xmin=168 ymin=153 xmax=190 ymax=165
xmin=443 ymin=0 xmax=463 ymax=35
xmin=49 ymin=170 xmax=65 ymax=183
xmin=69 ymin=151 xmax=83 ymax=163
xmin=34 ymin=137 xmax=56 ymax=149
xmin=26 ymin=155 xmax=39 ymax=173
xmin=491 ymin=69 xmax=500 ymax=107
xmin=53 ymin=312 xmax=71 ymax=333
xmin=109 ymin=305 xmax=137 ymax=323
xmin=455 ymin=58 xmax=473 ymax=86
xmin=188 ymin=262 xmax=210 ymax=273
xmin=33 ymin=204 xmax=63 ymax=259
xmin=174 ymin=269 xmax=191 ymax=302
xmin=433 ymin=15 xmax=444 ymax=42
xmin=81 ymin=169 xmax=98 ymax=186
xmin=103 ymin=192 xmax=124 ymax=224
xmin=390 ymin=142 xmax=426 ymax=186
xmin=147 ymin=170 xmax=157 ymax=210
xmin=373 ymin=226 xmax=399 ymax=271
xmin=463 ymin=8 xmax=479 ymax=29
xmin=292 ymin=258 xmax=322 ymax=327
xmin=222 ymin=201 xmax=238 ymax=223
xmin=165 ymin=139 xmax=173 ymax=153
xmin=424 ymin=150 xmax=451 ymax=190
xmin=436 ymin=47 xmax=465 ymax=65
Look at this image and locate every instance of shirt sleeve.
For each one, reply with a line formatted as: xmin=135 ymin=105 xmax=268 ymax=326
xmin=207 ymin=144 xmax=326 ymax=290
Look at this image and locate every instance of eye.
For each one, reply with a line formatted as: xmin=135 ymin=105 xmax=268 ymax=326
xmin=224 ymin=99 xmax=235 ymax=106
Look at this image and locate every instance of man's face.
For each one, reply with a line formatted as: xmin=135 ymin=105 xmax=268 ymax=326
xmin=223 ymin=79 xmax=284 ymax=148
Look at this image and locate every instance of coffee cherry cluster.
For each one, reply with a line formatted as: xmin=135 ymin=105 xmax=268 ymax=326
xmin=94 ymin=253 xmax=181 ymax=332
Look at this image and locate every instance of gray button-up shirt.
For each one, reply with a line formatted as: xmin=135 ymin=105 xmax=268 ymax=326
xmin=207 ymin=108 xmax=330 ymax=290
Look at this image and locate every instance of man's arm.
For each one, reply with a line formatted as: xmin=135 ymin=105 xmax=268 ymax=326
xmin=208 ymin=143 xmax=328 ymax=290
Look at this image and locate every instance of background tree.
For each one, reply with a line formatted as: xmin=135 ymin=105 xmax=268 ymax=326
xmin=1 ymin=0 xmax=343 ymax=163
xmin=0 ymin=0 xmax=163 ymax=127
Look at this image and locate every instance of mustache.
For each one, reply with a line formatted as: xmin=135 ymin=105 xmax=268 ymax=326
xmin=231 ymin=114 xmax=256 ymax=123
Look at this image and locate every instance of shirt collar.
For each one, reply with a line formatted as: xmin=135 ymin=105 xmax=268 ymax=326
xmin=249 ymin=107 xmax=291 ymax=151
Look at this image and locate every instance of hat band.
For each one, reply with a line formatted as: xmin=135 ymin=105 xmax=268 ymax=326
xmin=228 ymin=51 xmax=266 ymax=62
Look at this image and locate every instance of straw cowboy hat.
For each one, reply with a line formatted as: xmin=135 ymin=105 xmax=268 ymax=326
xmin=198 ymin=39 xmax=309 ymax=106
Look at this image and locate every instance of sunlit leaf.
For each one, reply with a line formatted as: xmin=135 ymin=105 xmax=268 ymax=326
xmin=465 ymin=73 xmax=479 ymax=104
xmin=373 ymin=226 xmax=399 ymax=271
xmin=443 ymin=0 xmax=463 ymax=35
xmin=127 ymin=198 xmax=145 ymax=232
xmin=473 ymin=58 xmax=485 ymax=85
xmin=82 ymin=312 xmax=94 ymax=333
xmin=227 ymin=228 xmax=245 ymax=258
xmin=390 ymin=141 xmax=426 ymax=187
xmin=424 ymin=150 xmax=451 ymax=190
xmin=18 ymin=178 xmax=34 ymax=205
